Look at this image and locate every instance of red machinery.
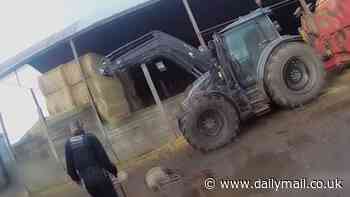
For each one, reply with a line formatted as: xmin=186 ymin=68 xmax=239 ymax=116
xmin=298 ymin=0 xmax=350 ymax=70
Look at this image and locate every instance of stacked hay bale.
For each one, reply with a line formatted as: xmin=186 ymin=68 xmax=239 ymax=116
xmin=38 ymin=53 xmax=130 ymax=125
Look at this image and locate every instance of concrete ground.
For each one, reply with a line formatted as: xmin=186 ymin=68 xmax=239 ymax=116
xmin=121 ymin=70 xmax=350 ymax=197
xmin=30 ymin=69 xmax=350 ymax=197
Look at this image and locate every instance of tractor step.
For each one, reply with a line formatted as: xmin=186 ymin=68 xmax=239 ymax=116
xmin=246 ymin=87 xmax=271 ymax=116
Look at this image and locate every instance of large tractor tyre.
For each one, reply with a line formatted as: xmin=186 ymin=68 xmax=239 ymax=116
xmin=179 ymin=94 xmax=239 ymax=152
xmin=264 ymin=42 xmax=325 ymax=108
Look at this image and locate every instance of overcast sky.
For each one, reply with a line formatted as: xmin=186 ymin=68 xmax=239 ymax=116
xmin=0 ymin=0 xmax=148 ymax=143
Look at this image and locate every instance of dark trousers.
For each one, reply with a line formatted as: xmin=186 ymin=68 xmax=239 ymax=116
xmin=82 ymin=167 xmax=119 ymax=197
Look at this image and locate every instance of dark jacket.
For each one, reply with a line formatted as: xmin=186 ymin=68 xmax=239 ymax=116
xmin=65 ymin=132 xmax=117 ymax=183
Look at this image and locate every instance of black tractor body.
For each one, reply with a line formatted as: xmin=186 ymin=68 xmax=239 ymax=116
xmin=100 ymin=8 xmax=325 ymax=151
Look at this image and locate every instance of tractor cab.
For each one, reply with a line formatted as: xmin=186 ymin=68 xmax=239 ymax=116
xmin=217 ymin=8 xmax=280 ymax=87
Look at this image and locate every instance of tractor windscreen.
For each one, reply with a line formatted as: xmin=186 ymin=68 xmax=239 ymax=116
xmin=222 ymin=15 xmax=279 ymax=78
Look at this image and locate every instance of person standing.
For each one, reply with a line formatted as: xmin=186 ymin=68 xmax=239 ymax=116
xmin=65 ymin=120 xmax=118 ymax=197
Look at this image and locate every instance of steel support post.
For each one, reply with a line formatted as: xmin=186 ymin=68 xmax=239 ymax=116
xmin=14 ymin=70 xmax=21 ymax=87
xmin=30 ymin=89 xmax=61 ymax=164
xmin=141 ymin=64 xmax=165 ymax=114
xmin=182 ymin=0 xmax=208 ymax=50
xmin=141 ymin=64 xmax=179 ymax=138
xmin=0 ymin=113 xmax=15 ymax=162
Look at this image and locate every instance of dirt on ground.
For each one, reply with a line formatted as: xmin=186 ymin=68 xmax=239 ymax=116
xmin=121 ymin=70 xmax=350 ymax=197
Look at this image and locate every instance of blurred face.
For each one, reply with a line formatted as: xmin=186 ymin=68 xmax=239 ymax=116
xmin=70 ymin=128 xmax=83 ymax=135
xmin=70 ymin=121 xmax=84 ymax=135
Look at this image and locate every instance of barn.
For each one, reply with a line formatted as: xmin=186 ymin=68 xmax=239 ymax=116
xmin=0 ymin=0 xmax=315 ymax=194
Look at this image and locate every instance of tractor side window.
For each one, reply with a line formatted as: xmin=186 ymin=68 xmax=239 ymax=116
xmin=257 ymin=17 xmax=279 ymax=42
xmin=223 ymin=16 xmax=276 ymax=79
xmin=224 ymin=23 xmax=255 ymax=67
xmin=224 ymin=21 xmax=263 ymax=79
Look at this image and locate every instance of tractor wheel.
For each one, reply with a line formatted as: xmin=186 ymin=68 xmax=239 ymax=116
xmin=264 ymin=42 xmax=325 ymax=108
xmin=179 ymin=94 xmax=239 ymax=152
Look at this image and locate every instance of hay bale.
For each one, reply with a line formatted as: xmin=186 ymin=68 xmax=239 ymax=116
xmin=61 ymin=62 xmax=83 ymax=86
xmin=95 ymin=98 xmax=130 ymax=123
xmin=38 ymin=67 xmax=67 ymax=95
xmin=88 ymin=78 xmax=126 ymax=103
xmin=41 ymin=52 xmax=131 ymax=124
xmin=62 ymin=53 xmax=103 ymax=86
xmin=46 ymin=88 xmax=76 ymax=115
xmin=70 ymin=78 xmax=130 ymax=121
xmin=80 ymin=53 xmax=104 ymax=78
xmin=40 ymin=53 xmax=104 ymax=94
xmin=71 ymin=83 xmax=90 ymax=106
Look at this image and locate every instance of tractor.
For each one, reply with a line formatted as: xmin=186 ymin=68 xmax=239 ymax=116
xmin=99 ymin=8 xmax=325 ymax=152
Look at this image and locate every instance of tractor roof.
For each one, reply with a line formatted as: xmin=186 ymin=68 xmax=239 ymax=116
xmin=220 ymin=8 xmax=271 ymax=33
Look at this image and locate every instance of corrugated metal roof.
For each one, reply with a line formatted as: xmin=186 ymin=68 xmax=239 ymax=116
xmin=0 ymin=0 xmax=160 ymax=78
xmin=0 ymin=0 xmax=307 ymax=78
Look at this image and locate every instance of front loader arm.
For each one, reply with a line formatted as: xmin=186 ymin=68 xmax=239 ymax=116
xmin=102 ymin=31 xmax=213 ymax=77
